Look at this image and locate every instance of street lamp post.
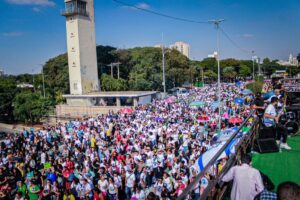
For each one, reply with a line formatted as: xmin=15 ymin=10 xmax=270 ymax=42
xmin=252 ymin=51 xmax=255 ymax=82
xmin=39 ymin=64 xmax=46 ymax=98
xmin=42 ymin=68 xmax=45 ymax=98
xmin=209 ymin=19 xmax=224 ymax=131
xmin=162 ymin=46 xmax=166 ymax=97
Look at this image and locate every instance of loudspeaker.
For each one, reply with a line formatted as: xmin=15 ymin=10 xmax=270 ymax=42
xmin=259 ymin=126 xmax=275 ymax=139
xmin=257 ymin=138 xmax=279 ymax=153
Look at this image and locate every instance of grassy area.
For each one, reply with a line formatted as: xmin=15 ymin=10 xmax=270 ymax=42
xmin=252 ymin=134 xmax=300 ymax=189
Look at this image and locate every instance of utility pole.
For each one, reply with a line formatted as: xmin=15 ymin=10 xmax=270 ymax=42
xmin=209 ymin=19 xmax=225 ymax=131
xmin=258 ymin=57 xmax=261 ymax=76
xmin=201 ymin=67 xmax=204 ymax=84
xmin=162 ymin=33 xmax=166 ymax=96
xmin=39 ymin=64 xmax=46 ymax=98
xmin=32 ymin=69 xmax=35 ymax=92
xmin=111 ymin=63 xmax=113 ymax=78
xmin=117 ymin=62 xmax=120 ymax=79
xmin=42 ymin=68 xmax=45 ymax=98
xmin=252 ymin=51 xmax=255 ymax=82
xmin=109 ymin=62 xmax=121 ymax=79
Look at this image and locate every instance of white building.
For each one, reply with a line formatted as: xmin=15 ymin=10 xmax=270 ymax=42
xmin=154 ymin=44 xmax=163 ymax=48
xmin=277 ymin=54 xmax=299 ymax=66
xmin=0 ymin=69 xmax=4 ymax=77
xmin=170 ymin=41 xmax=190 ymax=58
xmin=62 ymin=0 xmax=100 ymax=95
xmin=208 ymin=51 xmax=218 ymax=58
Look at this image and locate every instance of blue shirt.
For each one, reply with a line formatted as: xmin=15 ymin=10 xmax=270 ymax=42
xmin=259 ymin=189 xmax=277 ymax=200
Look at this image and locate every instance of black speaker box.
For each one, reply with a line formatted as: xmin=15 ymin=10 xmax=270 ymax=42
xmin=259 ymin=126 xmax=275 ymax=139
xmin=257 ymin=138 xmax=279 ymax=153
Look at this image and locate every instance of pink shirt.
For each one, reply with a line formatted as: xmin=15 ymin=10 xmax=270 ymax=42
xmin=222 ymin=164 xmax=264 ymax=200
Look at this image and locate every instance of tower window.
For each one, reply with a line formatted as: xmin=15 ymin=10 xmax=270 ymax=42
xmin=74 ymin=83 xmax=78 ymax=90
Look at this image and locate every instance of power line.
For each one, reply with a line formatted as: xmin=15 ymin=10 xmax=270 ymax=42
xmin=112 ymin=0 xmax=209 ymax=24
xmin=113 ymin=0 xmax=255 ymax=55
xmin=220 ymin=27 xmax=253 ymax=54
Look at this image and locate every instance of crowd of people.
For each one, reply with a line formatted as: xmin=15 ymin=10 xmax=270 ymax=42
xmin=0 ymin=81 xmax=298 ymax=200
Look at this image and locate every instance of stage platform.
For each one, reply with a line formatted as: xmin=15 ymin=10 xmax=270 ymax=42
xmin=252 ymin=134 xmax=300 ymax=189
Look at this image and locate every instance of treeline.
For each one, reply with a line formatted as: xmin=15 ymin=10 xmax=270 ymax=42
xmin=1 ymin=45 xmax=299 ymax=123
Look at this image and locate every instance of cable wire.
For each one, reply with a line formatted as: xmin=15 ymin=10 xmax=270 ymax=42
xmin=113 ymin=0 xmax=255 ymax=55
xmin=112 ymin=0 xmax=209 ymax=24
xmin=220 ymin=27 xmax=253 ymax=54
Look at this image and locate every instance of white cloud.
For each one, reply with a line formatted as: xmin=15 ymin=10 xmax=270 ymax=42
xmin=242 ymin=33 xmax=254 ymax=38
xmin=135 ymin=2 xmax=150 ymax=9
xmin=121 ymin=2 xmax=151 ymax=10
xmin=6 ymin=0 xmax=55 ymax=7
xmin=1 ymin=32 xmax=24 ymax=37
xmin=32 ymin=7 xmax=41 ymax=12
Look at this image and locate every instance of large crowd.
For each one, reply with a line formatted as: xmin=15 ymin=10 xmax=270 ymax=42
xmin=0 ymin=83 xmax=255 ymax=200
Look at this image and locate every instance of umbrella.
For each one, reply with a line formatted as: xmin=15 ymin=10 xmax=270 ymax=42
xmin=190 ymin=101 xmax=205 ymax=107
xmin=210 ymin=101 xmax=220 ymax=108
xmin=198 ymin=116 xmax=209 ymax=122
xmin=155 ymin=116 xmax=163 ymax=121
xmin=164 ymin=98 xmax=175 ymax=103
xmin=120 ymin=108 xmax=134 ymax=114
xmin=242 ymin=89 xmax=252 ymax=95
xmin=229 ymin=117 xmax=243 ymax=124
xmin=234 ymin=98 xmax=244 ymax=105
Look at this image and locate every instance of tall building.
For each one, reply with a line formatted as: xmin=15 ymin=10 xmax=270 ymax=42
xmin=62 ymin=0 xmax=99 ymax=95
xmin=170 ymin=41 xmax=190 ymax=58
xmin=0 ymin=69 xmax=4 ymax=77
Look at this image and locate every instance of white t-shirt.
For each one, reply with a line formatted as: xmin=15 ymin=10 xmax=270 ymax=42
xmin=264 ymin=104 xmax=277 ymax=127
xmin=126 ymin=172 xmax=135 ymax=188
xmin=41 ymin=152 xmax=46 ymax=164
xmin=98 ymin=179 xmax=108 ymax=192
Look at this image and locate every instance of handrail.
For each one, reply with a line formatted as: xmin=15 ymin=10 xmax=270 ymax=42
xmin=177 ymin=110 xmax=256 ymax=200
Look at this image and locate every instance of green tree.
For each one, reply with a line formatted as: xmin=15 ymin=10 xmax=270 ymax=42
xmin=165 ymin=49 xmax=190 ymax=87
xmin=101 ymin=74 xmax=128 ymax=91
xmin=13 ymin=91 xmax=52 ymax=124
xmin=204 ymin=70 xmax=217 ymax=79
xmin=263 ymin=57 xmax=271 ymax=65
xmin=199 ymin=58 xmax=217 ymax=72
xmin=43 ymin=54 xmax=69 ymax=99
xmin=223 ymin=66 xmax=237 ymax=81
xmin=0 ymin=77 xmax=18 ymax=121
xmin=239 ymin=64 xmax=251 ymax=77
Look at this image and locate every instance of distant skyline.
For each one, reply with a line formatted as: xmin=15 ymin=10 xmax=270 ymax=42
xmin=0 ymin=0 xmax=300 ymax=74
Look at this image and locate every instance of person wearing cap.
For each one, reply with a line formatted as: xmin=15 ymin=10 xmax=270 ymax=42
xmin=264 ymin=96 xmax=291 ymax=150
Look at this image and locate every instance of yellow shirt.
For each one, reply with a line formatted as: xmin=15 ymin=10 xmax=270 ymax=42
xmin=63 ymin=194 xmax=75 ymax=200
xmin=91 ymin=137 xmax=96 ymax=148
xmin=106 ymin=129 xmax=111 ymax=136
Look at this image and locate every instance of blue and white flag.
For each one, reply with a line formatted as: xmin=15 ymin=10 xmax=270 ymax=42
xmin=194 ymin=139 xmax=239 ymax=172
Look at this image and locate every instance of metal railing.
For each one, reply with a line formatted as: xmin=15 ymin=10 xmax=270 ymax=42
xmin=61 ymin=8 xmax=89 ymax=17
xmin=177 ymin=110 xmax=257 ymax=200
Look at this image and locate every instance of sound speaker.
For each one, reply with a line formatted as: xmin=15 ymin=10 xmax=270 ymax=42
xmin=257 ymin=138 xmax=279 ymax=153
xmin=259 ymin=126 xmax=275 ymax=139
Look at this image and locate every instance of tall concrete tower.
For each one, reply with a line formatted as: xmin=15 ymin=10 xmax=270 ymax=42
xmin=62 ymin=0 xmax=99 ymax=95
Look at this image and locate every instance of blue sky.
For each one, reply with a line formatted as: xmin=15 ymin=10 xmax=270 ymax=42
xmin=0 ymin=0 xmax=300 ymax=74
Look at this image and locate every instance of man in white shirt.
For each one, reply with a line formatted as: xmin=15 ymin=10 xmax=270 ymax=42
xmin=125 ymin=170 xmax=135 ymax=200
xmin=264 ymin=97 xmax=291 ymax=150
xmin=222 ymin=155 xmax=264 ymax=200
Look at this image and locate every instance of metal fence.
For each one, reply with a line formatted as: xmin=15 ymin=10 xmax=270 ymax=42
xmin=177 ymin=110 xmax=257 ymax=200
